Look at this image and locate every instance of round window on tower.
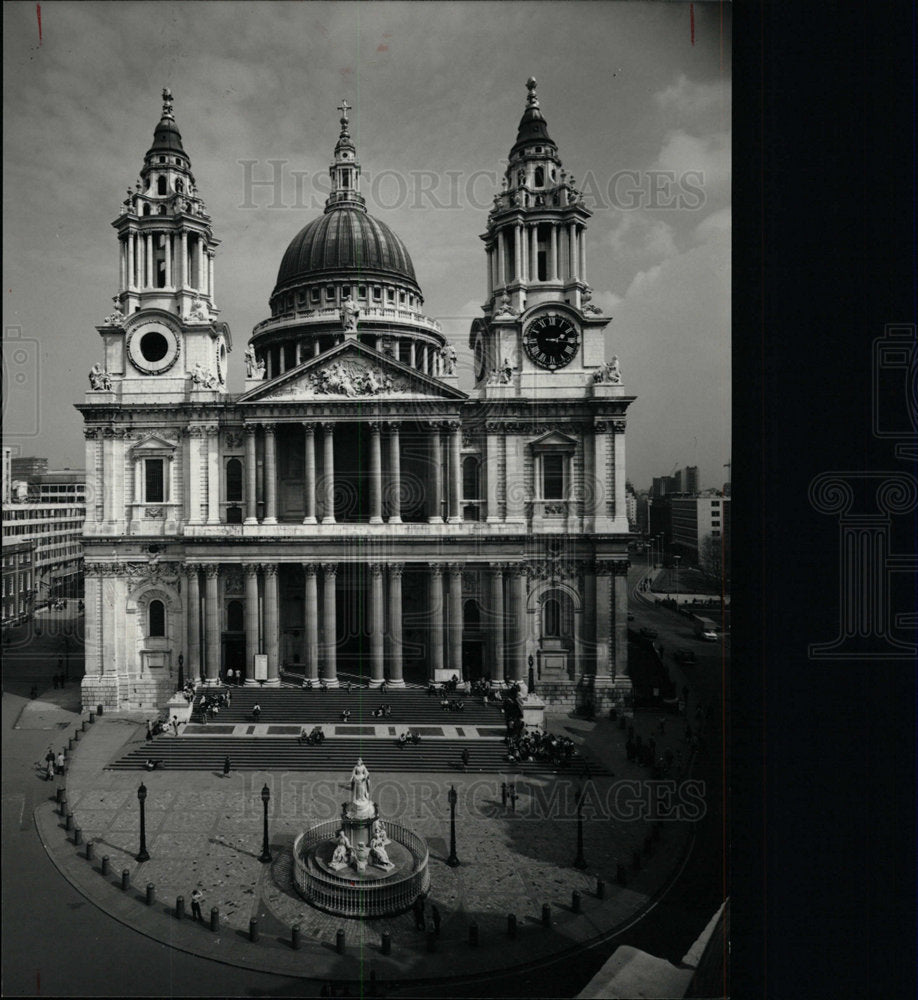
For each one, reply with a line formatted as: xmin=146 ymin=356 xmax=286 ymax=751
xmin=140 ymin=331 xmax=169 ymax=363
xmin=126 ymin=321 xmax=181 ymax=375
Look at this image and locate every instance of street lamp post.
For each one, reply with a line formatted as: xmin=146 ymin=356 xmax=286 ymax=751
xmin=573 ymin=784 xmax=587 ymax=869
xmin=673 ymin=554 xmax=681 ymax=598
xmin=259 ymin=784 xmax=272 ymax=863
xmin=447 ymin=785 xmax=460 ymax=867
xmin=177 ymin=653 xmax=184 ymax=691
xmin=136 ymin=782 xmax=150 ymax=863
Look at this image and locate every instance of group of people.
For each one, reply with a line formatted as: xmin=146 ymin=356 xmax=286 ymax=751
xmin=395 ymin=730 xmax=422 ymax=746
xmin=300 ymin=677 xmax=329 ymax=691
xmin=197 ymin=691 xmax=230 ymax=722
xmin=440 ymin=696 xmax=466 ymax=712
xmin=179 ymin=681 xmax=197 ymax=703
xmin=43 ymin=746 xmax=65 ymax=780
xmin=371 ymin=704 xmax=393 ymax=719
xmin=298 ymin=725 xmax=325 ymax=745
xmin=146 ymin=717 xmax=179 ymax=739
xmin=506 ymin=728 xmax=578 ymax=767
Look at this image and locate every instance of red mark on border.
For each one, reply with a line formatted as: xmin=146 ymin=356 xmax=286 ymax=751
xmin=690 ymin=3 xmax=695 ymax=45
xmin=37 ymin=3 xmax=42 ymax=45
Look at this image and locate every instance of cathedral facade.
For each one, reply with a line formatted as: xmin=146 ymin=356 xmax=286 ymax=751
xmin=78 ymin=82 xmax=635 ymax=713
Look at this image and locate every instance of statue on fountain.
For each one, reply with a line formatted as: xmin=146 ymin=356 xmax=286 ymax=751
xmin=346 ymin=757 xmax=374 ymax=819
xmin=329 ymin=828 xmax=353 ymax=871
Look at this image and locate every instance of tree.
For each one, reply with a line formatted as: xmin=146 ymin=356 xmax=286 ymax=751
xmin=699 ymin=534 xmax=730 ymax=588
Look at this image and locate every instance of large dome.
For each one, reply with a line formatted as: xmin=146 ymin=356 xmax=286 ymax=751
xmin=273 ymin=208 xmax=420 ymax=298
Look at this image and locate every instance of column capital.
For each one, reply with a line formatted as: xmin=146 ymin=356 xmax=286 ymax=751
xmin=243 ymin=563 xmax=260 ymax=578
xmin=183 ymin=561 xmax=204 ymax=575
xmin=487 ymin=565 xmax=506 ymax=578
xmin=594 ymin=559 xmax=630 ymax=576
xmin=389 ymin=563 xmax=405 ymax=578
xmin=244 ymin=423 xmax=258 ymax=437
xmin=428 ymin=563 xmax=444 ymax=578
xmin=368 ymin=421 xmax=382 ymax=433
xmin=427 ymin=420 xmax=444 ymax=434
xmin=508 ymin=563 xmax=529 ymax=578
xmin=387 ymin=421 xmax=402 ymax=433
xmin=321 ymin=422 xmax=335 ymax=434
xmin=321 ymin=562 xmax=338 ymax=577
xmin=302 ymin=421 xmax=316 ymax=433
xmin=302 ymin=562 xmax=318 ymax=576
xmin=205 ymin=424 xmax=220 ymax=438
xmin=203 ymin=563 xmax=221 ymax=578
xmin=369 ymin=562 xmax=385 ymax=577
xmin=260 ymin=563 xmax=279 ymax=577
xmin=446 ymin=420 xmax=462 ymax=433
xmin=263 ymin=422 xmax=276 ymax=436
xmin=446 ymin=561 xmax=464 ymax=574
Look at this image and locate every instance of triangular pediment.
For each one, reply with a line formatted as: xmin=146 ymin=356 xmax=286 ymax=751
xmin=238 ymin=340 xmax=467 ymax=403
xmin=530 ymin=430 xmax=579 ymax=449
xmin=129 ymin=432 xmax=179 ymax=454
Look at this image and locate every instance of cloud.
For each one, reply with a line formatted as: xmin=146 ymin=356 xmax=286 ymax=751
xmin=653 ymin=129 xmax=731 ymax=199
xmin=694 ymin=207 xmax=731 ymax=244
xmin=655 ymin=74 xmax=731 ymax=120
xmin=607 ymin=212 xmax=678 ymax=264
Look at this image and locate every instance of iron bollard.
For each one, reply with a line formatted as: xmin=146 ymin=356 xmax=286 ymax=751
xmin=632 ymin=849 xmax=642 ymax=871
xmin=542 ymin=903 xmax=551 ymax=927
xmin=381 ymin=931 xmax=391 ymax=955
xmin=121 ymin=868 xmax=130 ymax=891
xmin=101 ymin=855 xmax=110 ymax=877
xmin=88 ymin=712 xmax=95 ymax=724
xmin=74 ymin=729 xmax=80 ymax=741
xmin=616 ymin=863 xmax=627 ymax=886
xmin=572 ymin=890 xmax=582 ymax=914
xmin=209 ymin=907 xmax=219 ymax=932
xmin=64 ymin=811 xmax=73 ymax=831
xmin=426 ymin=928 xmax=437 ymax=952
xmin=68 ymin=737 xmax=74 ymax=750
xmin=336 ymin=929 xmax=345 ymax=954
xmin=507 ymin=913 xmax=517 ymax=939
xmin=59 ymin=791 xmax=68 ymax=814
xmin=56 ymin=786 xmax=64 ymax=804
xmin=468 ymin=921 xmax=479 ymax=947
xmin=249 ymin=918 xmax=259 ymax=942
xmin=291 ymin=924 xmax=301 ymax=950
xmin=85 ymin=841 xmax=94 ymax=861
xmin=175 ymin=895 xmax=185 ymax=920
xmin=81 ymin=720 xmax=87 ymax=732
xmin=73 ymin=826 xmax=82 ymax=846
xmin=596 ymin=878 xmax=606 ymax=900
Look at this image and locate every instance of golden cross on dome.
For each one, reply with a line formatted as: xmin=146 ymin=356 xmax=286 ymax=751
xmin=337 ymin=99 xmax=352 ymax=122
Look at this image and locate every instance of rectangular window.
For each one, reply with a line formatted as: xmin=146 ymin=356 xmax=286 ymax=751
xmin=310 ymin=288 xmax=320 ymax=303
xmin=542 ymin=454 xmax=565 ymax=500
xmin=145 ymin=459 xmax=165 ymax=503
xmin=373 ymin=286 xmax=382 ymax=300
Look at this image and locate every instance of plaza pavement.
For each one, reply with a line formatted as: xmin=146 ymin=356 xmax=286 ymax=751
xmin=30 ymin=697 xmax=705 ymax=986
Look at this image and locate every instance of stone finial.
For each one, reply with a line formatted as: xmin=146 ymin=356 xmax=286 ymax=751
xmin=526 ymin=76 xmax=539 ymax=107
xmin=161 ymin=87 xmax=174 ymax=121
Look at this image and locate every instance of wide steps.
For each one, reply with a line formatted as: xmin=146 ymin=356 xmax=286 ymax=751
xmin=109 ymin=737 xmax=611 ymax=776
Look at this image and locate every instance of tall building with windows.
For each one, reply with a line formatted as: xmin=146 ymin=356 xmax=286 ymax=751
xmin=77 ymin=84 xmax=634 ymax=713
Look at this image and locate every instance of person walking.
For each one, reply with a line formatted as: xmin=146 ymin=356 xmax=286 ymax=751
xmin=171 ymin=716 xmax=179 ymax=737
xmin=226 ymin=668 xmax=234 ymax=687
xmin=413 ymin=893 xmax=425 ymax=931
xmin=45 ymin=756 xmax=55 ymax=781
xmin=252 ymin=702 xmax=261 ymax=721
xmin=190 ymin=887 xmax=204 ymax=922
xmin=223 ymin=755 xmax=231 ymax=777
xmin=56 ymin=750 xmax=65 ymax=775
xmin=145 ymin=720 xmax=153 ymax=741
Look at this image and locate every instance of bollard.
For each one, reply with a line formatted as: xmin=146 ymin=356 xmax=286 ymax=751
xmin=175 ymin=895 xmax=185 ymax=920
xmin=88 ymin=712 xmax=95 ymax=724
xmin=596 ymin=878 xmax=606 ymax=900
xmin=97 ymin=704 xmax=104 ymax=717
xmin=209 ymin=907 xmax=219 ymax=932
xmin=85 ymin=841 xmax=94 ymax=861
xmin=74 ymin=729 xmax=81 ymax=741
xmin=336 ymin=929 xmax=345 ymax=954
xmin=249 ymin=918 xmax=259 ymax=943
xmin=468 ymin=921 xmax=479 ymax=947
xmin=507 ymin=913 xmax=517 ymax=939
xmin=616 ymin=863 xmax=627 ymax=886
xmin=64 ymin=811 xmax=73 ymax=831
xmin=381 ymin=931 xmax=391 ymax=955
xmin=542 ymin=903 xmax=551 ymax=927
xmin=101 ymin=855 xmax=110 ymax=877
xmin=68 ymin=737 xmax=74 ymax=750
xmin=58 ymin=792 xmax=68 ymax=814
xmin=572 ymin=890 xmax=581 ymax=914
xmin=632 ymin=849 xmax=642 ymax=871
xmin=145 ymin=882 xmax=155 ymax=906
xmin=426 ymin=929 xmax=437 ymax=953
xmin=73 ymin=826 xmax=82 ymax=846
xmin=291 ymin=924 xmax=301 ymax=950
xmin=81 ymin=720 xmax=87 ymax=732
xmin=56 ymin=786 xmax=64 ymax=804
xmin=121 ymin=868 xmax=130 ymax=891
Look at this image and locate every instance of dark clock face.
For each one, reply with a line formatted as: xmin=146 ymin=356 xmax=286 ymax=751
xmin=523 ymin=315 xmax=580 ymax=370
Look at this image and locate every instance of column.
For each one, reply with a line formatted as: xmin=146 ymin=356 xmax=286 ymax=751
xmin=428 ymin=564 xmax=444 ymax=680
xmin=206 ymin=426 xmax=220 ymax=524
xmin=486 ymin=245 xmax=493 ymax=296
xmin=485 ymin=426 xmax=501 ymax=522
xmin=303 ymin=563 xmax=319 ymax=681
xmin=488 ymin=567 xmax=505 ymax=681
xmin=244 ymin=564 xmax=259 ymax=685
xmin=447 ymin=563 xmax=463 ymax=680
xmin=263 ymin=423 xmax=277 ymax=524
xmin=244 ymin=425 xmax=258 ymax=524
xmin=550 ymin=226 xmax=559 ymax=281
xmin=612 ymin=422 xmax=628 ymax=529
xmin=388 ymin=423 xmax=402 ymax=523
xmin=321 ymin=563 xmax=338 ymax=686
xmin=127 ymin=234 xmax=135 ymax=291
xmin=513 ymin=224 xmax=522 ymax=282
xmin=119 ymin=239 xmax=127 ymax=291
xmin=569 ymin=224 xmax=579 ymax=282
xmin=204 ymin=564 xmax=220 ymax=685
xmin=321 ymin=423 xmax=336 ymax=524
xmin=112 ymin=431 xmax=126 ymax=525
xmin=447 ymin=421 xmax=462 ymax=523
xmin=509 ymin=564 xmax=528 ymax=682
xmin=164 ymin=234 xmax=172 ymax=288
xmin=409 ymin=341 xmax=416 ymax=369
xmin=263 ymin=564 xmax=279 ymax=685
xmin=593 ymin=421 xmax=611 ymax=527
xmin=208 ymin=253 xmax=215 ymax=301
xmin=180 ymin=231 xmax=188 ymax=289
xmin=186 ymin=564 xmax=202 ymax=684
xmin=505 ymin=434 xmax=525 ymax=522
xmin=594 ymin=562 xmax=613 ymax=677
xmin=102 ymin=433 xmax=114 ymax=521
xmin=198 ymin=239 xmax=205 ymax=292
xmin=387 ymin=564 xmax=405 ymax=686
xmin=579 ymin=226 xmax=587 ymax=284
xmin=530 ymin=224 xmax=539 ymax=283
xmin=302 ymin=423 xmax=316 ymax=523
xmin=369 ymin=422 xmax=383 ymax=524
xmin=582 ymin=569 xmax=596 ymax=676
xmin=497 ymin=230 xmax=506 ymax=288
xmin=427 ymin=424 xmax=443 ymax=523
xmin=145 ymin=233 xmax=153 ymax=288
xmin=369 ymin=563 xmax=385 ymax=686
xmin=613 ymin=568 xmax=629 ymax=682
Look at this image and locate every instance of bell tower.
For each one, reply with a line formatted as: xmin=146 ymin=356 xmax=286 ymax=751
xmin=469 ymin=78 xmax=612 ymax=398
xmin=96 ymin=89 xmax=231 ymax=400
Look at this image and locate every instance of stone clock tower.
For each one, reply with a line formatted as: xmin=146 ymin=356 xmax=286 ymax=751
xmin=470 ymin=77 xmax=610 ymax=398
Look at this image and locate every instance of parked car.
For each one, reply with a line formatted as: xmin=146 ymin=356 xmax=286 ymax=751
xmin=640 ymin=627 xmax=659 ymax=639
xmin=674 ymin=648 xmax=696 ymax=664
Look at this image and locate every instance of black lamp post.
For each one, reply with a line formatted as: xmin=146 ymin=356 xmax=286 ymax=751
xmin=573 ymin=784 xmax=587 ymax=869
xmin=446 ymin=785 xmax=460 ymax=867
xmin=527 ymin=654 xmax=535 ymax=695
xmin=177 ymin=653 xmax=184 ymax=691
xmin=259 ymin=783 xmax=272 ymax=863
xmin=136 ymin=782 xmax=150 ymax=862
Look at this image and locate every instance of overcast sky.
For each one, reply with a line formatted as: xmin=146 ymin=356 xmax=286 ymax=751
xmin=3 ymin=1 xmax=731 ymax=491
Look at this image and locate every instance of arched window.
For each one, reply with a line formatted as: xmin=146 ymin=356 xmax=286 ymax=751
xmin=543 ymin=597 xmax=561 ymax=637
xmin=176 ymin=179 xmax=184 ymax=194
xmin=227 ymin=600 xmax=244 ymax=632
xmin=142 ymin=203 xmax=151 ymax=216
xmin=463 ymin=599 xmax=480 ymax=630
xmin=462 ymin=456 xmax=480 ymax=500
xmin=534 ymin=166 xmax=544 ymax=187
xmin=157 ymin=176 xmax=167 ymax=195
xmin=149 ymin=599 xmax=165 ymax=637
xmin=226 ymin=458 xmax=243 ymax=502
